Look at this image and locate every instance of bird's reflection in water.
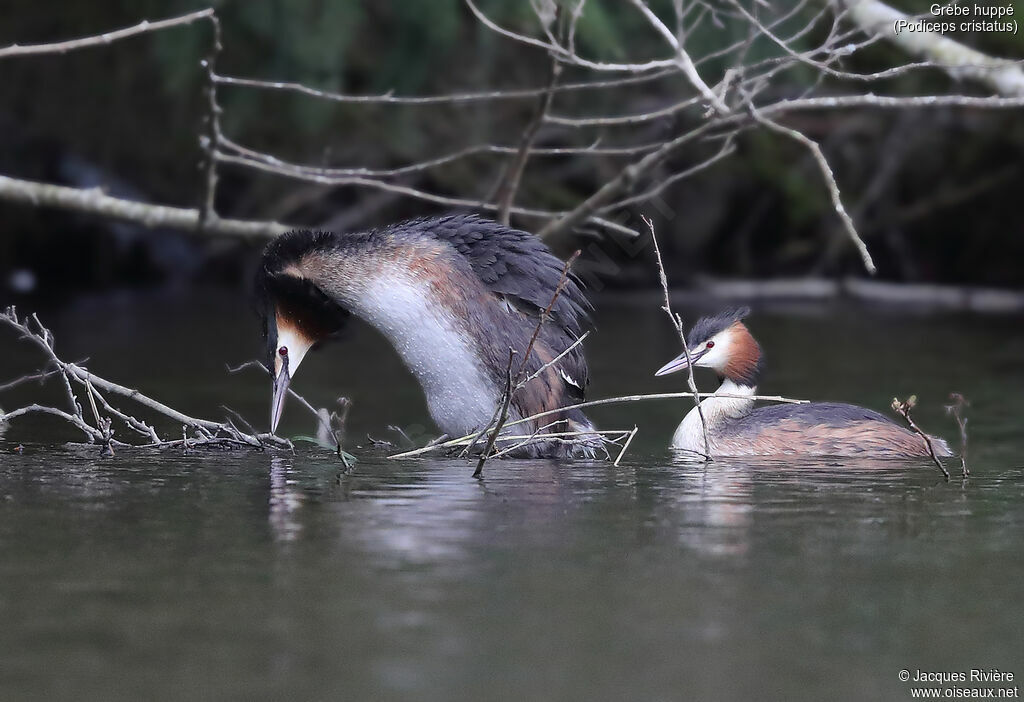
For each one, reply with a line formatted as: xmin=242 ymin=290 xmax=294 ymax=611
xmin=266 ymin=458 xmax=592 ymax=567
xmin=269 ymin=456 xmax=305 ymax=542
xmin=332 ymin=461 xmax=554 ymax=567
xmin=664 ymin=454 xmax=756 ymax=558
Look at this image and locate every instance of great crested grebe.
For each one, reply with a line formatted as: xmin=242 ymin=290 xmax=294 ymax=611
xmin=256 ymin=214 xmax=598 ymax=458
xmin=655 ymin=309 xmax=952 ymax=458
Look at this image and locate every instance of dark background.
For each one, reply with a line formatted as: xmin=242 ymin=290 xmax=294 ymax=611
xmin=1 ymin=0 xmax=1023 ymax=303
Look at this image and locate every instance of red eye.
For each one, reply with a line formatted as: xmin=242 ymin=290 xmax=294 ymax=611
xmin=706 ymin=341 xmax=715 ymax=349
xmin=279 ymin=346 xmax=288 ymax=356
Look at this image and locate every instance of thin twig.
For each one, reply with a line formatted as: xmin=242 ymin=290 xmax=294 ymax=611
xmin=0 ymin=307 xmax=288 ymax=451
xmin=0 ymin=9 xmax=215 ymax=59
xmin=495 ymin=18 xmax=563 ymax=225
xmin=624 ymin=0 xmax=728 ymax=113
xmin=517 ymin=331 xmax=590 ymax=389
xmin=0 ymin=404 xmax=104 ymax=442
xmin=645 ymin=215 xmax=712 ymax=459
xmin=198 ymin=13 xmax=223 ymax=231
xmin=390 ymin=390 xmax=806 ymax=459
xmin=213 ymin=68 xmax=675 ymax=104
xmin=474 ymin=251 xmax=580 ymax=476
xmin=750 ymin=109 xmax=876 ymax=274
xmin=613 ymin=425 xmax=639 ymax=466
xmin=474 ymin=349 xmax=517 ymax=478
xmin=892 ymin=395 xmax=949 ymax=480
xmin=0 ymin=369 xmax=61 ymax=393
xmin=226 ymin=360 xmax=353 ymax=459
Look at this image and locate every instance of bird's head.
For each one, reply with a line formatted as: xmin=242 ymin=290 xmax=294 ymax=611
xmin=655 ymin=307 xmax=762 ymax=387
xmin=257 ymin=232 xmax=350 ymax=434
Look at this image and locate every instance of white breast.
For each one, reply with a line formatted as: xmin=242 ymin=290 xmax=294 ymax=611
xmin=354 ymin=273 xmax=500 ymax=436
xmin=670 ymin=380 xmax=757 ymax=454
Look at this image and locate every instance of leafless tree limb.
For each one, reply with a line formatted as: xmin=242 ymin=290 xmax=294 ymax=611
xmin=750 ymin=109 xmax=876 ymax=274
xmin=198 ymin=13 xmax=224 ymax=232
xmin=214 ymin=68 xmax=675 ymax=104
xmin=213 ymin=151 xmax=640 ymax=239
xmin=0 ymin=174 xmax=288 ymax=239
xmin=624 ymin=0 xmax=727 ymax=114
xmin=1 ymin=2 xmax=1021 ymax=278
xmin=0 ymin=9 xmax=215 ymax=59
xmin=613 ymin=425 xmax=639 ymax=467
xmin=495 ymin=20 xmax=563 ymax=225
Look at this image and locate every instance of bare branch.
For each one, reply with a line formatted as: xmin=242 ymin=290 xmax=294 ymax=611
xmin=0 ymin=9 xmax=215 ymax=60
xmin=0 ymin=369 xmax=61 ymax=393
xmin=600 ymin=139 xmax=736 ymax=211
xmin=0 ymin=404 xmax=105 ymax=442
xmin=495 ymin=29 xmax=563 ymax=225
xmin=389 ymin=390 xmax=806 ymax=460
xmin=750 ymin=110 xmax=876 ymax=274
xmin=537 ymin=119 xmax=724 ymax=241
xmin=613 ymin=425 xmax=639 ymax=467
xmin=465 ymin=0 xmax=678 ymax=73
xmin=214 ymin=68 xmax=676 ymax=104
xmin=198 ymin=13 xmax=224 ymax=231
xmin=645 ymin=215 xmax=712 ymax=459
xmin=546 ymin=94 xmax=703 ymax=127
xmin=624 ymin=0 xmax=728 ymax=113
xmin=0 ymin=174 xmax=287 ymax=239
xmin=214 ymin=151 xmax=640 ymax=239
xmin=0 ymin=307 xmax=290 ymax=451
xmin=892 ymin=395 xmax=949 ymax=480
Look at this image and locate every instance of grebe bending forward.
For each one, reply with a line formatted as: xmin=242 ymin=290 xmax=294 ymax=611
xmin=256 ymin=214 xmax=598 ymax=458
xmin=655 ymin=309 xmax=952 ymax=458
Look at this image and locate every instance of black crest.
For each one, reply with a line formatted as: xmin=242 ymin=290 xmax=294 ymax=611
xmin=687 ymin=307 xmax=751 ymax=346
xmin=255 ymin=231 xmax=351 ymax=367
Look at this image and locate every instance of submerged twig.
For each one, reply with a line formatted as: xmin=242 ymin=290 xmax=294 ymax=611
xmin=892 ymin=395 xmax=949 ymax=480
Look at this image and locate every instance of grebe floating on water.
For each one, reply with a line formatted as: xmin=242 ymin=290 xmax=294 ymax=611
xmin=655 ymin=308 xmax=952 ymax=458
xmin=256 ymin=214 xmax=599 ymax=458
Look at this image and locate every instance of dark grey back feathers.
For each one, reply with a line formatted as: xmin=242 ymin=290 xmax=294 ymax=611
xmin=400 ymin=214 xmax=591 ymax=336
xmin=744 ymin=402 xmax=898 ymax=428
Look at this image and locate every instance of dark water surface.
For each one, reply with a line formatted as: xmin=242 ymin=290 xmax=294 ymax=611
xmin=1 ymin=291 xmax=1022 ymax=701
